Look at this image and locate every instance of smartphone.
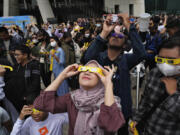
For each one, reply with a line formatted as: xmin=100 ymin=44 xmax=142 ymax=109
xmin=103 ymin=14 xmax=123 ymax=25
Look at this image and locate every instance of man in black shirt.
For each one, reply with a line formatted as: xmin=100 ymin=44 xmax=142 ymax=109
xmin=8 ymin=45 xmax=40 ymax=112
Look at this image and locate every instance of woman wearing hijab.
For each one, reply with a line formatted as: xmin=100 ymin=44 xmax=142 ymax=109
xmin=34 ymin=60 xmax=125 ymax=135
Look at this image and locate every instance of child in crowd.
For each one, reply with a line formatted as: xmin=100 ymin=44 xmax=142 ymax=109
xmin=10 ymin=95 xmax=68 ymax=135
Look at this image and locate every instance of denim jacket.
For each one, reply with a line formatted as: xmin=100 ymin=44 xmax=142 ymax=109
xmin=83 ymin=24 xmax=146 ymax=118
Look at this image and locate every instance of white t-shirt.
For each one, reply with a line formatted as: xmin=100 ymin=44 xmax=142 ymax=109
xmin=158 ymin=25 xmax=165 ymax=32
xmin=0 ymin=107 xmax=10 ymax=135
xmin=11 ymin=113 xmax=68 ymax=135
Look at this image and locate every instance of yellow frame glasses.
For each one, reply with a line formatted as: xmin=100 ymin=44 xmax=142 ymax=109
xmin=32 ymin=108 xmax=41 ymax=114
xmin=0 ymin=65 xmax=13 ymax=71
xmin=78 ymin=66 xmax=104 ymax=76
xmin=155 ymin=56 xmax=180 ymax=65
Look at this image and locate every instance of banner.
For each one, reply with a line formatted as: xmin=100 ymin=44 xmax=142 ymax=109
xmin=0 ymin=16 xmax=36 ymax=31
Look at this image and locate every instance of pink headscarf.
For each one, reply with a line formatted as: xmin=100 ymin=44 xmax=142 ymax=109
xmin=70 ymin=60 xmax=121 ymax=135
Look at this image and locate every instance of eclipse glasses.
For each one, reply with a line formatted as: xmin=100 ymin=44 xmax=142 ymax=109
xmin=155 ymin=56 xmax=180 ymax=65
xmin=0 ymin=65 xmax=13 ymax=71
xmin=32 ymin=108 xmax=42 ymax=114
xmin=78 ymin=66 xmax=104 ymax=76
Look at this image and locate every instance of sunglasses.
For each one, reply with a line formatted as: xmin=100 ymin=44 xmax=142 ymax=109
xmin=111 ymin=33 xmax=124 ymax=39
xmin=155 ymin=56 xmax=180 ymax=65
xmin=78 ymin=66 xmax=104 ymax=76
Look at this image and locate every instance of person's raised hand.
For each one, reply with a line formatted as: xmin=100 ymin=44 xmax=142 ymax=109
xmin=100 ymin=15 xmax=117 ymax=39
xmin=50 ymin=50 xmax=55 ymax=57
xmin=61 ymin=64 xmax=79 ymax=79
xmin=164 ymin=14 xmax=168 ymax=20
xmin=0 ymin=66 xmax=6 ymax=76
xmin=19 ymin=105 xmax=33 ymax=120
xmin=96 ymin=65 xmax=116 ymax=88
xmin=118 ymin=13 xmax=130 ymax=31
xmin=129 ymin=121 xmax=138 ymax=134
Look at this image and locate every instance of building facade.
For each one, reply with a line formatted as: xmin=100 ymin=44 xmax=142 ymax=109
xmin=49 ymin=0 xmax=105 ymax=21
xmin=104 ymin=0 xmax=145 ymax=16
xmin=0 ymin=0 xmax=146 ymax=23
xmin=145 ymin=0 xmax=180 ymax=14
xmin=1 ymin=0 xmax=105 ymax=23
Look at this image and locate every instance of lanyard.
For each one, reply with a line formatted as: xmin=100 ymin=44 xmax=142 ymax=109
xmin=49 ymin=49 xmax=58 ymax=71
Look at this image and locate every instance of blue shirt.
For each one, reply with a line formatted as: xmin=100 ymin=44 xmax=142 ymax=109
xmin=144 ymin=32 xmax=162 ymax=69
xmin=83 ymin=24 xmax=146 ymax=118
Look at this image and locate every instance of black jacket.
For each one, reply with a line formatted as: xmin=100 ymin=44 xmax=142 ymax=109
xmin=5 ymin=59 xmax=40 ymax=111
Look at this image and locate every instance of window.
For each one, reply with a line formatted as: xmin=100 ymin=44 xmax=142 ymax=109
xmin=129 ymin=4 xmax=134 ymax=15
xmin=115 ymin=5 xmax=119 ymax=14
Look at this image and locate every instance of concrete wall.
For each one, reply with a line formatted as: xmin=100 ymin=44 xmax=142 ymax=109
xmin=36 ymin=0 xmax=55 ymax=23
xmin=134 ymin=0 xmax=145 ymax=16
xmin=104 ymin=0 xmax=145 ymax=16
xmin=3 ymin=0 xmax=19 ymax=16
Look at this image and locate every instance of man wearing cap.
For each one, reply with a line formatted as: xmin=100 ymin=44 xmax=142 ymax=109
xmin=83 ymin=14 xmax=146 ymax=135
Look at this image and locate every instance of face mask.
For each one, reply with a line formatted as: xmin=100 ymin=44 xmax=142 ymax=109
xmin=85 ymin=34 xmax=90 ymax=38
xmin=96 ymin=24 xmax=101 ymax=27
xmin=50 ymin=41 xmax=57 ymax=47
xmin=157 ymin=63 xmax=180 ymax=76
xmin=32 ymin=39 xmax=38 ymax=43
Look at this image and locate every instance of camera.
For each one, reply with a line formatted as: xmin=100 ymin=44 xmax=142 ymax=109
xmin=112 ymin=14 xmax=118 ymax=23
xmin=103 ymin=14 xmax=123 ymax=25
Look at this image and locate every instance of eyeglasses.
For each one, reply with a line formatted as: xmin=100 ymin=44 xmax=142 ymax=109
xmin=155 ymin=56 xmax=180 ymax=65
xmin=32 ymin=108 xmax=42 ymax=114
xmin=111 ymin=33 xmax=124 ymax=39
xmin=78 ymin=65 xmax=104 ymax=76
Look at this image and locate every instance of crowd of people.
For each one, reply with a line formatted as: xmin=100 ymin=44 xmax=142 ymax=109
xmin=0 ymin=12 xmax=179 ymax=135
